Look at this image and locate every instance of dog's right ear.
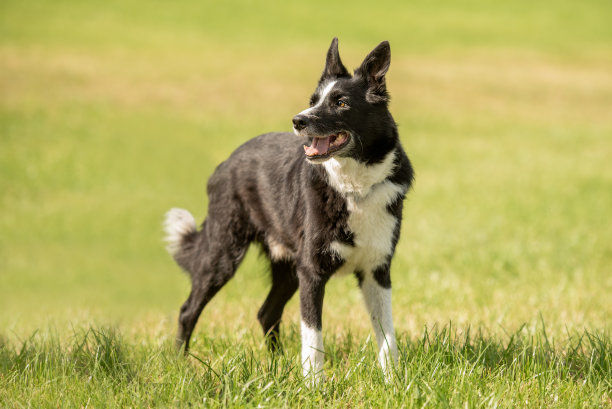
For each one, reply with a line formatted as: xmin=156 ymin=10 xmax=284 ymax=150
xmin=320 ymin=37 xmax=350 ymax=82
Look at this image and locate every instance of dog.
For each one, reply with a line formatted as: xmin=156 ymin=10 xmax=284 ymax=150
xmin=164 ymin=38 xmax=414 ymax=381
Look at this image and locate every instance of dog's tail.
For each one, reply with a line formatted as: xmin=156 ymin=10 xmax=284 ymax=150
xmin=164 ymin=208 xmax=198 ymax=270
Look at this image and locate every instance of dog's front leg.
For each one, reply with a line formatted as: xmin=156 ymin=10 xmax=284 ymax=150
xmin=361 ymin=267 xmax=398 ymax=380
xmin=298 ymin=272 xmax=327 ymax=383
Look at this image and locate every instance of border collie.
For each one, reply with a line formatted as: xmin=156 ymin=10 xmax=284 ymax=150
xmin=164 ymin=38 xmax=414 ymax=381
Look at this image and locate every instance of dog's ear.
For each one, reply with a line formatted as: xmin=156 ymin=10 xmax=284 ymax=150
xmin=355 ymin=41 xmax=391 ymax=104
xmin=320 ymin=37 xmax=350 ymax=82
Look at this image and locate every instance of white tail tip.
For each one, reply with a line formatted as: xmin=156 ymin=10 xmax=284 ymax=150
xmin=163 ymin=208 xmax=197 ymax=255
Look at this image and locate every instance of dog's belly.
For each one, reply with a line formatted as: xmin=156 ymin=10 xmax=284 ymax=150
xmin=330 ymin=180 xmax=405 ymax=275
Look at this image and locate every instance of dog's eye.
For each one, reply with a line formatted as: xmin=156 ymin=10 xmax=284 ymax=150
xmin=309 ymin=97 xmax=317 ymax=107
xmin=336 ymin=100 xmax=347 ymax=108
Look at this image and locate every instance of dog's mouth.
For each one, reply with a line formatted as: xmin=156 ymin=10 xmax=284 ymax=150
xmin=303 ymin=131 xmax=350 ymax=160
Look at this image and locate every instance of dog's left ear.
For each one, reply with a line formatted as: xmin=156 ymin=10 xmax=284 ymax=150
xmin=320 ymin=37 xmax=350 ymax=82
xmin=355 ymin=41 xmax=391 ymax=104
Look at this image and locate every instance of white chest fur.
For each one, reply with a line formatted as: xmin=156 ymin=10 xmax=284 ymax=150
xmin=321 ymin=150 xmax=406 ymax=274
xmin=330 ymin=181 xmax=404 ymax=274
xmin=323 ymin=149 xmax=397 ymax=197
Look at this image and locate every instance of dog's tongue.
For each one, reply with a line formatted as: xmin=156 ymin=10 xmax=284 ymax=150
xmin=304 ymin=137 xmax=330 ymax=157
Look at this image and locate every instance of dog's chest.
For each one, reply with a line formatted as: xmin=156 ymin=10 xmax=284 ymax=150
xmin=322 ymin=153 xmax=404 ymax=275
xmin=331 ymin=181 xmax=403 ymax=274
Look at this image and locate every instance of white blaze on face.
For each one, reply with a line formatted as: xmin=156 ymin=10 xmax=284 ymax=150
xmin=295 ymin=80 xmax=337 ymax=118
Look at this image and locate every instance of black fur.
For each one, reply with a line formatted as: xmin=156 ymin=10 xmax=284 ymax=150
xmin=168 ymin=38 xmax=414 ymax=353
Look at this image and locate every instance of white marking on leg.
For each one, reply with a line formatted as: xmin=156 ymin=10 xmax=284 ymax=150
xmin=361 ymin=274 xmax=398 ymax=380
xmin=300 ymin=320 xmax=324 ymax=383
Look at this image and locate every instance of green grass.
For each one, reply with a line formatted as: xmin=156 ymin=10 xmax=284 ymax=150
xmin=1 ymin=0 xmax=612 ymax=407
xmin=1 ymin=325 xmax=610 ymax=407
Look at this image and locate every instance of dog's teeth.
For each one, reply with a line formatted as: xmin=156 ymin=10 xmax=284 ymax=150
xmin=332 ymin=132 xmax=347 ymax=146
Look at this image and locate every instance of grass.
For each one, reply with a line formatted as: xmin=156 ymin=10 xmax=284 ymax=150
xmin=1 ymin=325 xmax=610 ymax=407
xmin=1 ymin=0 xmax=611 ymax=406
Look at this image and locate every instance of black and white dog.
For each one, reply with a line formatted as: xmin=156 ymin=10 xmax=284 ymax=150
xmin=164 ymin=38 xmax=414 ymax=381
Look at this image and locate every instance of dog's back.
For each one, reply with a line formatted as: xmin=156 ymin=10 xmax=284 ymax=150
xmin=167 ymin=132 xmax=319 ymax=270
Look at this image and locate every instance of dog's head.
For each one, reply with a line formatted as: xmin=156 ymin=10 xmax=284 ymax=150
xmin=293 ymin=38 xmax=396 ymax=164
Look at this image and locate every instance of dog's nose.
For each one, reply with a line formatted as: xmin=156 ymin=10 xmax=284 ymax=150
xmin=292 ymin=115 xmax=308 ymax=131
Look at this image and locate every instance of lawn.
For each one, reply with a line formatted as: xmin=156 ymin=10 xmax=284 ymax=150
xmin=1 ymin=0 xmax=611 ymax=407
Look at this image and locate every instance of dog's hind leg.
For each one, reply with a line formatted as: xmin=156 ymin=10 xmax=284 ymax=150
xmin=175 ymin=218 xmax=252 ymax=353
xmin=257 ymin=259 xmax=298 ymax=352
xmin=177 ymin=276 xmax=233 ymax=353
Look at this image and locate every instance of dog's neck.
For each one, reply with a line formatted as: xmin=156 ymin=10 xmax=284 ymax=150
xmin=320 ymin=149 xmax=398 ymax=197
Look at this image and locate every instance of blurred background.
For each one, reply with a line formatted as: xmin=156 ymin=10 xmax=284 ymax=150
xmin=1 ymin=0 xmax=611 ymax=340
